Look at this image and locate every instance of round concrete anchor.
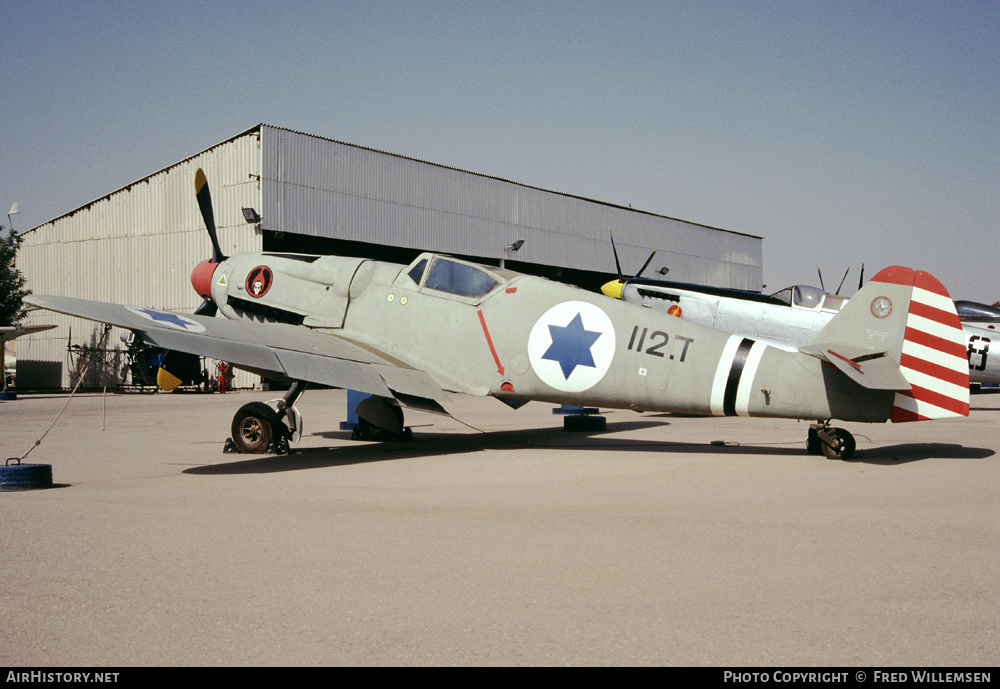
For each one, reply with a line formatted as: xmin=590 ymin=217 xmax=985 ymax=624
xmin=1 ymin=461 xmax=53 ymax=491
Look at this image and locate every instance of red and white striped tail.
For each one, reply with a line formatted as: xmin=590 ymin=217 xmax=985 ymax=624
xmin=877 ymin=269 xmax=970 ymax=422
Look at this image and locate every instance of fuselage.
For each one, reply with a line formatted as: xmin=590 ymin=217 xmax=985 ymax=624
xmin=202 ymin=251 xmax=896 ymax=423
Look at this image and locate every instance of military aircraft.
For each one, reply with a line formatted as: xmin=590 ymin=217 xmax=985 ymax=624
xmin=955 ymin=300 xmax=1000 ymax=329
xmin=25 ymin=170 xmax=970 ymax=460
xmin=953 ymin=301 xmax=997 ymax=387
xmin=1 ymin=324 xmax=56 ymax=395
xmin=601 ymin=238 xmax=997 ymax=390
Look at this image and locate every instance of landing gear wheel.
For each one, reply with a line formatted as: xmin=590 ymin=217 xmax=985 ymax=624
xmin=355 ymin=403 xmax=406 ymax=441
xmin=231 ymin=402 xmax=281 ymax=454
xmin=820 ymin=427 xmax=856 ymax=460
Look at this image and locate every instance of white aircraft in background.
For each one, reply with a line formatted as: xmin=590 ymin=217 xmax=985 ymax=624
xmin=955 ymin=300 xmax=1000 ymax=330
xmin=601 ymin=233 xmax=996 ymax=390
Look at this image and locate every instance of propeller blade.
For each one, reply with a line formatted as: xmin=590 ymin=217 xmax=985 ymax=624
xmin=858 ymin=264 xmax=865 ymax=290
xmin=636 ymin=250 xmax=657 ymax=278
xmin=835 ymin=267 xmax=850 ymax=295
xmin=195 ymin=168 xmax=226 ymax=263
xmin=817 ymin=268 xmax=825 ymax=291
xmin=608 ymin=228 xmax=658 ymax=280
xmin=154 ymin=169 xmax=226 ymax=392
xmin=157 ymin=350 xmax=204 ymax=392
xmin=608 ymin=228 xmax=623 ymax=282
xmin=194 ymin=298 xmax=217 ymax=318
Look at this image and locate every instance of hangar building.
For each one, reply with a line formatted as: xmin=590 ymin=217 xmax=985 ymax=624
xmin=16 ymin=124 xmax=762 ymax=389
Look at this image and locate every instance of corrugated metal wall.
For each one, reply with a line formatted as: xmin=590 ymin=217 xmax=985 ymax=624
xmin=18 ymin=133 xmax=263 ymax=389
xmin=17 ymin=123 xmax=762 ymax=390
xmin=260 ymin=125 xmax=762 ymax=289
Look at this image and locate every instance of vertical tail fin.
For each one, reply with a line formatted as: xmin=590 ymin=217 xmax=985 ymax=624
xmin=804 ymin=266 xmax=969 ymax=422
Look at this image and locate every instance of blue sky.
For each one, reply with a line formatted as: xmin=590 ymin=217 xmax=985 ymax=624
xmin=2 ymin=1 xmax=997 ymax=301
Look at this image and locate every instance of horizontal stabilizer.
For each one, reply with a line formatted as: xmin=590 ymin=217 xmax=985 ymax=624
xmin=799 ymin=343 xmax=910 ymax=390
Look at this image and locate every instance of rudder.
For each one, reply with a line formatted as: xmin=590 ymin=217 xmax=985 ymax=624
xmin=890 ymin=269 xmax=969 ymax=421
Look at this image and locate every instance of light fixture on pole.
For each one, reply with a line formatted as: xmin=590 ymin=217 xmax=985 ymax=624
xmin=7 ymin=202 xmax=19 ymax=232
xmin=500 ymin=239 xmax=524 ymax=268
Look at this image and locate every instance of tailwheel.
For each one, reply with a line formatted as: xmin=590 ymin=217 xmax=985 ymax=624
xmin=231 ymin=402 xmax=282 ymax=454
xmin=820 ymin=427 xmax=856 ymax=460
xmin=808 ymin=422 xmax=855 ymax=460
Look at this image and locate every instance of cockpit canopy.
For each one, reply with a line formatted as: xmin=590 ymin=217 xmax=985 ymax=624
xmin=404 ymin=254 xmax=511 ymax=300
xmin=955 ymin=300 xmax=1000 ymax=322
xmin=769 ymin=285 xmax=846 ymax=312
xmin=770 ymin=285 xmax=823 ymax=309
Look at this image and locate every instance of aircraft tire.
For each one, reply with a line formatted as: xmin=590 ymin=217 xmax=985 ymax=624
xmin=231 ymin=402 xmax=281 ymax=454
xmin=0 ymin=463 xmax=53 ymax=491
xmin=356 ymin=403 xmax=405 ymax=441
xmin=820 ymin=428 xmax=855 ymax=461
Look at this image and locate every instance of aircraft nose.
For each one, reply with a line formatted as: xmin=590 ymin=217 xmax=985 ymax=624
xmin=601 ymin=279 xmax=624 ymax=299
xmin=191 ymin=259 xmax=218 ymax=300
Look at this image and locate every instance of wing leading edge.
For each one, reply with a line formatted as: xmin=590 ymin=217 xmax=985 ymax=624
xmin=24 ymin=295 xmax=450 ymax=413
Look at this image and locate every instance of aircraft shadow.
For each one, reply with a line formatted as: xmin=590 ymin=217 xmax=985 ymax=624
xmin=845 ymin=443 xmax=995 ymax=465
xmin=182 ymin=423 xmax=995 ymax=475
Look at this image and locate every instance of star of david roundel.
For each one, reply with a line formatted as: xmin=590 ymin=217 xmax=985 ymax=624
xmin=125 ymin=307 xmax=206 ymax=333
xmin=528 ymin=301 xmax=616 ymax=392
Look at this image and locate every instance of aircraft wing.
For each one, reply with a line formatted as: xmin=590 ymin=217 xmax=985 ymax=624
xmin=1 ymin=324 xmax=57 ymax=344
xmin=24 ymin=295 xmax=451 ymax=411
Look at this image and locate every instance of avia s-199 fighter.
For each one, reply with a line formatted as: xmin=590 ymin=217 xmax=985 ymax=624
xmin=26 ymin=171 xmax=970 ymax=460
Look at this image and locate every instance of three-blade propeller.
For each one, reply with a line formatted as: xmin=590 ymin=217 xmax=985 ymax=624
xmin=157 ymin=169 xmax=225 ymax=390
xmin=602 ymin=229 xmax=656 ymax=299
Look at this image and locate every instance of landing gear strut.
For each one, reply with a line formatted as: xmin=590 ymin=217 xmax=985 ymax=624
xmin=227 ymin=382 xmax=308 ymax=454
xmin=808 ymin=422 xmax=856 ymax=460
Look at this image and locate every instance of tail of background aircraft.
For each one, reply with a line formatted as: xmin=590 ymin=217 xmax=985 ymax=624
xmin=802 ymin=266 xmax=969 ymax=422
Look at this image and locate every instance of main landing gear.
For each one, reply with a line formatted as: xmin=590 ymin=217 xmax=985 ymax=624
xmin=226 ymin=382 xmax=308 ymax=454
xmin=807 ymin=422 xmax=856 ymax=460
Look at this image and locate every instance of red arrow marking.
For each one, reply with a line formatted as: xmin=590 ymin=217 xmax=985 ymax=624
xmin=478 ymin=309 xmax=504 ymax=375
